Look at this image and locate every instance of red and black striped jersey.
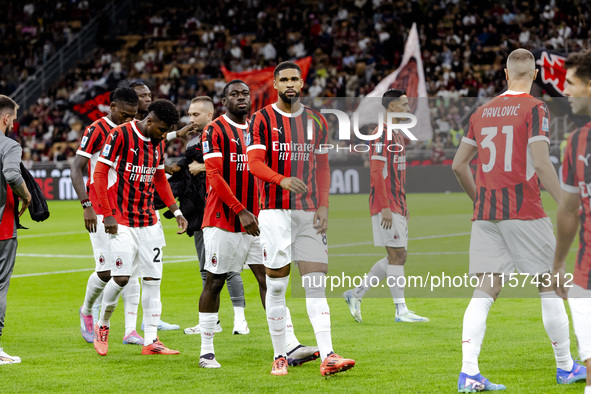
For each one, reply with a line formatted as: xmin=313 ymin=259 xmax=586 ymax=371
xmin=463 ymin=91 xmax=550 ymax=221
xmin=369 ymin=124 xmax=407 ymax=217
xmin=75 ymin=116 xmax=117 ymax=215
xmin=97 ymin=120 xmax=165 ymax=227
xmin=202 ymin=114 xmax=258 ymax=233
xmin=561 ymin=121 xmax=591 ymax=290
xmin=247 ymin=103 xmax=329 ymax=210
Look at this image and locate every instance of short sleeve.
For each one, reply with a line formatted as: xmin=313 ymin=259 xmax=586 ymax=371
xmin=461 ymin=114 xmax=477 ymax=147
xmin=528 ymin=102 xmax=550 ymax=144
xmin=203 ymin=124 xmax=222 ymax=160
xmin=313 ymin=111 xmax=329 ymax=155
xmin=97 ymin=129 xmax=122 ymax=167
xmin=246 ymin=112 xmax=267 ymax=153
xmin=76 ymin=123 xmax=105 ymax=158
xmin=157 ymin=141 xmax=165 ymax=170
xmin=561 ymin=132 xmax=580 ymax=194
xmin=370 ymin=125 xmax=387 ymax=162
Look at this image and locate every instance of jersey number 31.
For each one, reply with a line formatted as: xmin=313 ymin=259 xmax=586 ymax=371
xmin=480 ymin=126 xmax=514 ymax=173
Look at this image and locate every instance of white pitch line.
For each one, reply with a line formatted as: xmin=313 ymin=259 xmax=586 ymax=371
xmin=329 ymin=231 xmax=470 ymax=248
xmin=12 ymin=257 xmax=196 ymax=278
xmin=18 ymin=230 xmax=87 ymax=239
xmin=18 ymin=253 xmax=93 ymax=258
xmin=331 ymin=251 xmax=469 ymax=257
xmin=17 ymin=253 xmax=197 ymax=259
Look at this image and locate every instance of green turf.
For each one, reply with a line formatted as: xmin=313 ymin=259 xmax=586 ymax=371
xmin=0 ymin=193 xmax=585 ymax=392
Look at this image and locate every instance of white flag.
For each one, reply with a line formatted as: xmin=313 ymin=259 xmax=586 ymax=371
xmin=357 ymin=23 xmax=432 ymax=141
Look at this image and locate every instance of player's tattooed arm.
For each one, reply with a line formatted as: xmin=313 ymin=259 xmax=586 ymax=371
xmin=12 ymin=181 xmax=31 ymax=218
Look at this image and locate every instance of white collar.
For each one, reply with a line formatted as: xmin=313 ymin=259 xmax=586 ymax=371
xmin=131 ymin=120 xmax=150 ymax=142
xmin=500 ymin=90 xmax=528 ymax=96
xmin=223 ymin=114 xmax=248 ymax=129
xmin=102 ymin=116 xmax=117 ymax=128
xmin=272 ymin=103 xmax=304 ymax=118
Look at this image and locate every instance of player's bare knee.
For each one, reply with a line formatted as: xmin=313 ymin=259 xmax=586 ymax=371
xmin=266 ymin=265 xmax=290 ymax=278
xmin=209 ymin=275 xmax=227 ymax=293
xmin=474 ymin=273 xmax=502 ymax=299
xmin=113 ymin=275 xmax=130 ymax=287
xmin=387 ymin=248 xmax=406 ymax=265
xmin=298 ymin=261 xmax=328 ymax=276
xmin=97 ymin=270 xmax=111 ymax=282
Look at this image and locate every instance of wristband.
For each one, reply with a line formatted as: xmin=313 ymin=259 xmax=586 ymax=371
xmin=166 ymin=131 xmax=178 ymax=141
xmin=81 ymin=199 xmax=92 ymax=209
xmin=173 ymin=209 xmax=182 ymax=217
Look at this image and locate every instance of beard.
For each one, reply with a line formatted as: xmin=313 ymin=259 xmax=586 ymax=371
xmin=278 ymin=90 xmax=300 ymax=105
xmin=233 ymin=107 xmax=249 ymax=117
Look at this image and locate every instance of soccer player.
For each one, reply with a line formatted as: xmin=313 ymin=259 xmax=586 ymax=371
xmin=553 ymin=49 xmax=591 ymax=394
xmin=0 ymin=95 xmax=31 ymax=365
xmin=343 ymin=89 xmax=429 ymax=323
xmin=247 ymin=62 xmax=355 ymax=376
xmin=72 ymin=87 xmax=146 ymax=345
xmin=130 ymin=81 xmax=188 ymax=332
xmin=181 ymin=96 xmax=252 ymax=336
xmin=92 ymin=100 xmax=188 ymax=356
xmin=130 ymin=82 xmax=152 ymax=121
xmin=452 ymin=48 xmax=586 ymax=391
xmin=199 ymin=80 xmax=319 ymax=368
xmin=131 ymin=81 xmax=194 ymax=142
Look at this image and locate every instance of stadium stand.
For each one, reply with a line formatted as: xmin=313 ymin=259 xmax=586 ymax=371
xmin=8 ymin=0 xmax=590 ymax=165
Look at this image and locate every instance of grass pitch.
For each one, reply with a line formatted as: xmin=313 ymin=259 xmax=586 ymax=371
xmin=0 ymin=193 xmax=585 ymax=392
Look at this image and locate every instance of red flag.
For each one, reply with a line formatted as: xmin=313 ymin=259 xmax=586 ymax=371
xmin=221 ymin=57 xmax=313 ymax=113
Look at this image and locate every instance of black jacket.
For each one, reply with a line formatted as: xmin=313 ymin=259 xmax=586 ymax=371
xmin=14 ymin=163 xmax=50 ymax=228
xmin=156 ymin=138 xmax=206 ymax=236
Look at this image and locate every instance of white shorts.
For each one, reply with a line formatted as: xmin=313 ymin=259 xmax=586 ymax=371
xmin=259 ymin=209 xmax=328 ymax=269
xmin=568 ymin=284 xmax=591 ymax=362
xmin=469 ymin=218 xmax=555 ymax=276
xmin=371 ymin=213 xmax=408 ymax=249
xmin=89 ymin=215 xmax=110 ymax=272
xmin=109 ymin=223 xmax=166 ymax=278
xmin=203 ymin=226 xmax=262 ymax=274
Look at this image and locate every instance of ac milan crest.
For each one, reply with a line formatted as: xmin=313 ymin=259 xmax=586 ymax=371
xmin=99 ymin=254 xmax=105 ymax=265
xmin=263 ymin=247 xmax=268 ymax=261
xmin=212 ymin=254 xmax=218 ymax=267
xmin=116 ymin=258 xmax=123 ymax=269
xmin=393 ymin=233 xmax=399 ymax=241
xmin=155 ymin=149 xmax=159 ymax=162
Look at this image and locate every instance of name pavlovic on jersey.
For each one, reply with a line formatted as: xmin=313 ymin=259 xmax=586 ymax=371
xmin=463 ymin=90 xmax=550 ymax=221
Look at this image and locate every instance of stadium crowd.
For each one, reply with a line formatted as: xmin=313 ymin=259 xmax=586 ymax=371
xmin=6 ymin=0 xmax=590 ymax=165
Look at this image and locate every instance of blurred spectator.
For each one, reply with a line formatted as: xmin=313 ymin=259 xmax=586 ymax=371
xmin=431 ymin=136 xmax=445 ymax=164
